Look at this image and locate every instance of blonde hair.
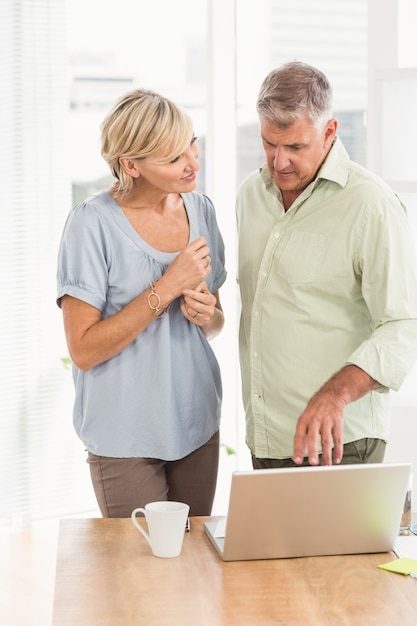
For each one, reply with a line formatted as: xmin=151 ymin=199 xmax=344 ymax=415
xmin=100 ymin=88 xmax=194 ymax=195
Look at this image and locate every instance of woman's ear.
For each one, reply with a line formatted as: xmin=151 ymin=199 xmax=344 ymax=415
xmin=119 ymin=157 xmax=140 ymax=179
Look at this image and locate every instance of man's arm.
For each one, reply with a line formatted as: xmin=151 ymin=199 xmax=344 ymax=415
xmin=292 ymin=364 xmax=380 ymax=466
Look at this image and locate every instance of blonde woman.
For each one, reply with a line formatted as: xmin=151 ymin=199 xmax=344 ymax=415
xmin=57 ymin=89 xmax=226 ymax=517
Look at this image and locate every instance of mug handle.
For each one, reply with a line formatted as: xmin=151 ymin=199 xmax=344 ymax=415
xmin=131 ymin=508 xmax=152 ymax=547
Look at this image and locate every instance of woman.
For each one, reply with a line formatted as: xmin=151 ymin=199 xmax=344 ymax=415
xmin=57 ymin=88 xmax=226 ymax=517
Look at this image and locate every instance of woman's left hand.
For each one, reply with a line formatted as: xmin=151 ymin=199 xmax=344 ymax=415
xmin=181 ymin=282 xmax=216 ymax=326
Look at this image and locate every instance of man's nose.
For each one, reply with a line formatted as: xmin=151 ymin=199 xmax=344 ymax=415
xmin=273 ymin=148 xmax=289 ymax=170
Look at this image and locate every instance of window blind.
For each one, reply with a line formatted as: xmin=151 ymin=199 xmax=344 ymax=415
xmin=0 ymin=0 xmax=97 ymax=525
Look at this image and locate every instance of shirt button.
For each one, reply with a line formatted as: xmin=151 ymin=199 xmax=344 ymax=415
xmin=274 ymin=232 xmax=280 ymax=238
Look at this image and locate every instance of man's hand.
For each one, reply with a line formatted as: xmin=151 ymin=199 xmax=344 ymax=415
xmin=292 ymin=390 xmax=345 ymax=466
xmin=292 ymin=365 xmax=380 ymax=466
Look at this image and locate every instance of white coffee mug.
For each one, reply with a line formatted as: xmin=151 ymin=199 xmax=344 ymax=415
xmin=131 ymin=501 xmax=190 ymax=558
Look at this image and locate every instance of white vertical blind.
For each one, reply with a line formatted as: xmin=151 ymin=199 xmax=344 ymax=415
xmin=0 ymin=0 xmax=96 ymax=524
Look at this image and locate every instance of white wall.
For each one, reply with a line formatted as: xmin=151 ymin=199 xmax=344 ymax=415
xmin=368 ymin=0 xmax=417 ymax=510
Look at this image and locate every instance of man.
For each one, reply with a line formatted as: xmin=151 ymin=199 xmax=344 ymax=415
xmin=236 ymin=61 xmax=417 ymax=468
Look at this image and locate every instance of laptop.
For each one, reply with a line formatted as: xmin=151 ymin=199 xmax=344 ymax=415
xmin=204 ymin=462 xmax=411 ymax=561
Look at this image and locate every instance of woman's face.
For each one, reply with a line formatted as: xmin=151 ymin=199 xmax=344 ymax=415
xmin=133 ymin=135 xmax=200 ymax=194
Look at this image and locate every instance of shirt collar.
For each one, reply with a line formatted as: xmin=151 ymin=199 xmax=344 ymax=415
xmin=316 ymin=136 xmax=350 ymax=188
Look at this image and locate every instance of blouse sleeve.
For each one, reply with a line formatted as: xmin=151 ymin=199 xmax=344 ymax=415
xmin=56 ymin=201 xmax=111 ymax=311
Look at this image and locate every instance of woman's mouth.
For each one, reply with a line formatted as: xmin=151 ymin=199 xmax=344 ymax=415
xmin=182 ymin=172 xmax=196 ymax=182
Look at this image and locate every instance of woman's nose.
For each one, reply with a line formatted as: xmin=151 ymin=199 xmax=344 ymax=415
xmin=185 ymin=147 xmax=200 ymax=170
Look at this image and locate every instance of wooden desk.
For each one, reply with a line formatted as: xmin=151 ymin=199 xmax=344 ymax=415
xmin=52 ymin=517 xmax=417 ymax=626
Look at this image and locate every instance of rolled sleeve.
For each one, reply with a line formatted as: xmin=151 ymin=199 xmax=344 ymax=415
xmin=347 ymin=326 xmax=417 ymax=391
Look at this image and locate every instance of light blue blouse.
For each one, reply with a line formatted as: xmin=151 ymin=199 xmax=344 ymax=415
xmin=57 ymin=190 xmax=227 ymax=459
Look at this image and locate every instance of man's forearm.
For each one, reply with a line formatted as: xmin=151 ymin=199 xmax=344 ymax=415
xmin=315 ymin=363 xmax=380 ymax=406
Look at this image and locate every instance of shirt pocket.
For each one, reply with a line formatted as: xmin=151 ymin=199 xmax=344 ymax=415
xmin=276 ymin=230 xmax=327 ymax=283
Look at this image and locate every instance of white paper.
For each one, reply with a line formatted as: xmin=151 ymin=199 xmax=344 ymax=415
xmin=394 ymin=534 xmax=417 ymax=559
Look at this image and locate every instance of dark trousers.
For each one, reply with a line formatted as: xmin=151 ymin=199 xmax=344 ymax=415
xmin=252 ymin=438 xmax=386 ymax=469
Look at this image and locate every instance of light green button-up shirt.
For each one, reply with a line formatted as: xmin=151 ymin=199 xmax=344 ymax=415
xmin=237 ymin=138 xmax=417 ymax=459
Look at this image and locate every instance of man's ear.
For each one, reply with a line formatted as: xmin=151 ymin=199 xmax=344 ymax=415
xmin=323 ymin=118 xmax=338 ymax=147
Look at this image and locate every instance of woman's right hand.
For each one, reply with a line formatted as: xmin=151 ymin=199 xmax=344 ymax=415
xmin=162 ymin=237 xmax=212 ymax=296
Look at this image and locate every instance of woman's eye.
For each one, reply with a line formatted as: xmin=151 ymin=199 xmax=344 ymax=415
xmin=170 ymin=137 xmax=198 ymax=163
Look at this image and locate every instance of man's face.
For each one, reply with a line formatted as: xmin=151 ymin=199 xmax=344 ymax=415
xmin=260 ymin=114 xmax=337 ymax=204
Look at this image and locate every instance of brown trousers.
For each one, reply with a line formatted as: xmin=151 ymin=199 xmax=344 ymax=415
xmin=87 ymin=430 xmax=219 ymax=518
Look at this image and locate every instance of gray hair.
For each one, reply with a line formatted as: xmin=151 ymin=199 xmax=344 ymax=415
xmin=256 ymin=61 xmax=333 ymax=130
